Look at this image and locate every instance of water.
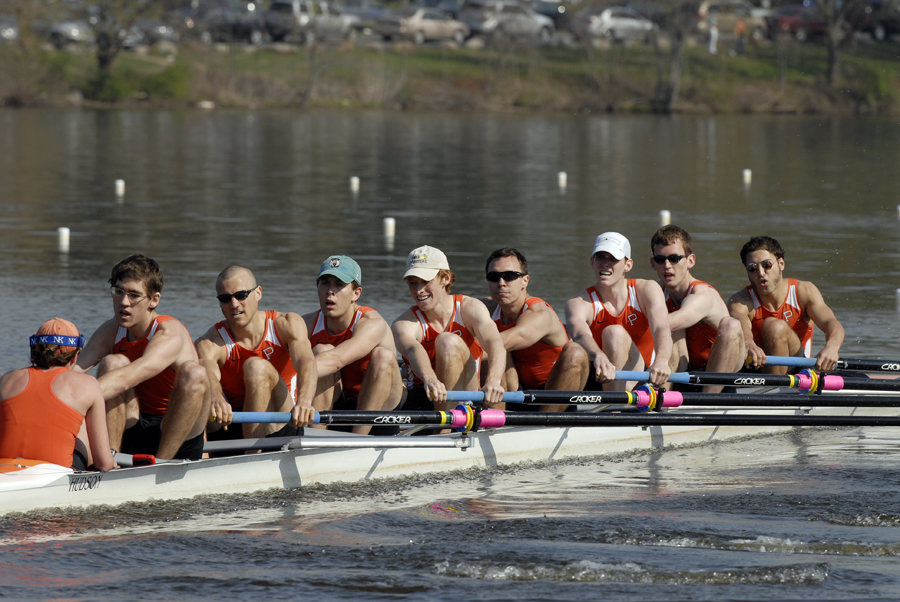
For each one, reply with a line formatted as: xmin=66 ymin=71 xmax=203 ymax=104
xmin=1 ymin=109 xmax=900 ymax=599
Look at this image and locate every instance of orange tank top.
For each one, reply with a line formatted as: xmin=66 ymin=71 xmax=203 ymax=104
xmin=216 ymin=310 xmax=298 ymax=409
xmin=587 ymin=280 xmax=655 ymax=366
xmin=113 ymin=315 xmax=185 ymax=416
xmin=492 ymin=297 xmax=566 ymax=389
xmin=746 ymin=278 xmax=814 ymax=357
xmin=402 ymin=295 xmax=483 ymax=389
xmin=665 ymin=280 xmax=720 ymax=371
xmin=308 ymin=306 xmax=375 ymax=401
xmin=0 ymin=367 xmax=83 ymax=468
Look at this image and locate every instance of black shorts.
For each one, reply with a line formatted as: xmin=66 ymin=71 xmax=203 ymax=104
xmin=122 ymin=413 xmax=205 ymax=461
xmin=329 ymin=393 xmax=399 ymax=437
xmin=72 ymin=449 xmax=88 ymax=471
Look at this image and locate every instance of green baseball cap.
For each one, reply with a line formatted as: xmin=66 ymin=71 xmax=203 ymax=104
xmin=318 ymin=255 xmax=362 ymax=286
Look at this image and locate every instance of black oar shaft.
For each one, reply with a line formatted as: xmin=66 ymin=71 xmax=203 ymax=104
xmin=497 ymin=413 xmax=900 ymax=428
xmin=516 ymin=390 xmax=900 ymax=406
xmin=839 ymin=358 xmax=900 ymax=372
xmin=685 ymin=373 xmax=900 ymax=391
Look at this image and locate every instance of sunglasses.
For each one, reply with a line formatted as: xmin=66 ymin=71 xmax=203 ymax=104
xmin=216 ymin=287 xmax=257 ymax=304
xmin=486 ymin=271 xmax=526 ymax=283
xmin=746 ymin=259 xmax=775 ymax=274
xmin=651 ymin=254 xmax=686 ymax=265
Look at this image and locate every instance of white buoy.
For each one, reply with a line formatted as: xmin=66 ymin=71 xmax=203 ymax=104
xmin=115 ymin=179 xmax=125 ymax=197
xmin=896 ymin=288 xmax=900 ymax=311
xmin=383 ymin=217 xmax=396 ymax=237
xmin=897 ymin=204 xmax=900 ymax=219
xmin=558 ymin=171 xmax=567 ymax=189
xmin=349 ymin=176 xmax=360 ymax=193
xmin=57 ymin=227 xmax=70 ymax=253
xmin=659 ymin=210 xmax=671 ymax=226
xmin=742 ymin=169 xmax=752 ymax=186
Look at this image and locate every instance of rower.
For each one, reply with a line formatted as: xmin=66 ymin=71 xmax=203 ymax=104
xmin=392 ymin=245 xmax=506 ymax=415
xmin=727 ymin=236 xmax=845 ymax=375
xmin=650 ymin=225 xmax=744 ymax=392
xmin=302 ymin=255 xmax=404 ymax=435
xmin=480 ymin=247 xmax=588 ymax=411
xmin=565 ymin=232 xmax=673 ymax=391
xmin=0 ymin=318 xmax=114 ymax=472
xmin=196 ymin=265 xmax=317 ymax=441
xmin=76 ymin=255 xmax=210 ymax=461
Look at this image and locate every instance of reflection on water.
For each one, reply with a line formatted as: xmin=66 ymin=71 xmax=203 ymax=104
xmin=1 ymin=110 xmax=899 ymax=372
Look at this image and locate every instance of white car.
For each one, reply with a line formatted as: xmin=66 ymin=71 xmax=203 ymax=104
xmin=582 ymin=6 xmax=657 ymax=41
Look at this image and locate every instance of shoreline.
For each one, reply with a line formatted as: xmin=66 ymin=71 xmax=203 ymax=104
xmin=1 ymin=37 xmax=899 ymax=116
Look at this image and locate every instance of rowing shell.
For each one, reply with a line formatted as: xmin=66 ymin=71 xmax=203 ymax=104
xmin=1 ymin=400 xmax=894 ymax=516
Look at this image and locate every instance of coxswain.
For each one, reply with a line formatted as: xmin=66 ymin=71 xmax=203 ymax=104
xmin=728 ymin=236 xmax=844 ymax=374
xmin=0 ymin=318 xmax=114 ymax=471
xmin=196 ymin=265 xmax=317 ymax=441
xmin=76 ymin=255 xmax=210 ymax=461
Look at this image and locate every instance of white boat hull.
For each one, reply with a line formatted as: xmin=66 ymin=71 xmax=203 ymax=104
xmin=0 ymin=404 xmax=891 ymax=515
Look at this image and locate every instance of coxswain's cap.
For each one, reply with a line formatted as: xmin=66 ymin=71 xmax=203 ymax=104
xmin=30 ymin=318 xmax=85 ymax=353
xmin=318 ymin=255 xmax=362 ymax=286
xmin=402 ymin=245 xmax=450 ymax=282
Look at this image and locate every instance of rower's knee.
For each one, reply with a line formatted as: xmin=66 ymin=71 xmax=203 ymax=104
xmin=601 ymin=326 xmax=632 ymax=364
xmin=98 ymin=353 xmax=130 ymax=376
xmin=760 ymin=317 xmax=797 ymax=351
xmin=435 ymin=331 xmax=468 ymax=358
xmin=368 ymin=347 xmax=397 ymax=374
xmin=176 ymin=362 xmax=209 ymax=400
xmin=717 ymin=316 xmax=742 ymax=342
xmin=243 ymin=356 xmax=278 ymax=387
xmin=558 ymin=342 xmax=588 ymax=373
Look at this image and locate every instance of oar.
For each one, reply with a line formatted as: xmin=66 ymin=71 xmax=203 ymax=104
xmin=226 ymin=409 xmax=900 ymax=430
xmin=443 ymin=390 xmax=900 ymax=408
xmin=761 ymin=356 xmax=900 ymax=372
xmin=615 ymin=370 xmax=900 ymax=392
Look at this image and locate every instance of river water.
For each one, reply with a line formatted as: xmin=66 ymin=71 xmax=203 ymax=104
xmin=1 ymin=109 xmax=900 ymax=600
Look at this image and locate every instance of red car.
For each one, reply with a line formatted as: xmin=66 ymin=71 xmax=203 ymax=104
xmin=768 ymin=5 xmax=828 ymax=41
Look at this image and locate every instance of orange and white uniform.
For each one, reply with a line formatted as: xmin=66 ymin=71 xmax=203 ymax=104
xmin=492 ymin=297 xmax=566 ymax=389
xmin=665 ymin=280 xmax=720 ymax=371
xmin=745 ymin=278 xmax=813 ymax=357
xmin=587 ymin=279 xmax=655 ymax=366
xmin=308 ymin=306 xmax=375 ymax=401
xmin=403 ymin=294 xmax=483 ymax=389
xmin=217 ymin=310 xmax=298 ymax=409
xmin=0 ymin=367 xmax=82 ymax=467
xmin=113 ymin=315 xmax=184 ymax=416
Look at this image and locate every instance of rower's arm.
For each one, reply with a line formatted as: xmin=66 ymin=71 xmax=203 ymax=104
xmin=565 ymin=294 xmax=613 ymax=382
xmin=276 ymin=312 xmax=317 ymax=427
xmin=462 ymin=297 xmax=506 ymax=405
xmin=95 ymin=322 xmax=185 ymax=400
xmin=728 ymin=290 xmax=764 ymax=368
xmin=638 ymin=280 xmax=673 ymax=386
xmin=393 ymin=313 xmax=444 ymax=399
xmin=799 ymin=280 xmax=845 ymax=371
xmin=311 ymin=312 xmax=387 ymax=378
xmin=77 ymin=373 xmax=115 ymax=472
xmin=74 ymin=320 xmax=117 ymax=373
xmin=195 ymin=329 xmax=231 ymax=426
xmin=499 ymin=303 xmax=555 ymax=351
xmin=667 ymin=285 xmax=719 ymax=332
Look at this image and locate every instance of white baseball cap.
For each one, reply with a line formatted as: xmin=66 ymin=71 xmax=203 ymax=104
xmin=402 ymin=245 xmax=450 ymax=281
xmin=591 ymin=232 xmax=631 ymax=260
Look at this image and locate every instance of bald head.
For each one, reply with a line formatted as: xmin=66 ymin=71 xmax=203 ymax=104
xmin=216 ymin=265 xmax=257 ymax=289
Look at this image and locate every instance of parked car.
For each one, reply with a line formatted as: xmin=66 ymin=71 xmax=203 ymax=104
xmin=571 ymin=6 xmax=657 ymax=41
xmin=852 ymin=1 xmax=900 ymax=40
xmin=337 ymin=0 xmax=386 ymax=30
xmin=32 ymin=17 xmax=94 ymax=48
xmin=267 ymin=0 xmax=360 ymax=42
xmin=0 ymin=14 xmax=18 ymax=42
xmin=172 ymin=0 xmax=267 ymax=44
xmin=376 ymin=7 xmax=469 ymax=43
xmin=529 ymin=0 xmax=568 ymax=28
xmin=458 ymin=0 xmax=554 ymax=42
xmin=767 ymin=5 xmax=829 ymax=41
xmin=412 ymin=0 xmax=463 ymax=18
xmin=697 ymin=0 xmax=766 ymax=40
xmin=123 ymin=19 xmax=179 ymax=48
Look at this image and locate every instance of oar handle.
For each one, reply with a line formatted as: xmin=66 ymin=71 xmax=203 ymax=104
xmin=223 ymin=412 xmax=322 ymax=424
xmin=616 ymin=370 xmax=692 ymax=384
xmin=756 ymin=356 xmax=816 ymax=368
xmin=445 ymin=391 xmax=527 ymax=403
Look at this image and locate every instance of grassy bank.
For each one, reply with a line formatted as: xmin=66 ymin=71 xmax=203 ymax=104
xmin=1 ymin=37 xmax=899 ymax=114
